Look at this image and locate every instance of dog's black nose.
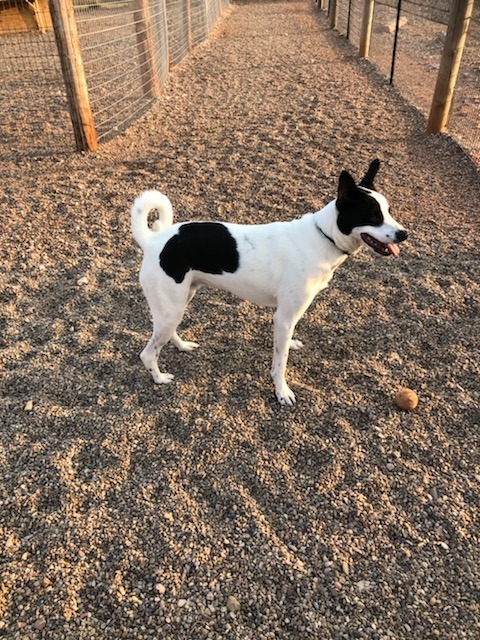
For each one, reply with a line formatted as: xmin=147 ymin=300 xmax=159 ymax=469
xmin=396 ymin=230 xmax=408 ymax=243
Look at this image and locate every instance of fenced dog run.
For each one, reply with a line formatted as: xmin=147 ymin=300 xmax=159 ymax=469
xmin=0 ymin=0 xmax=478 ymax=161
xmin=0 ymin=0 xmax=228 ymax=156
xmin=318 ymin=0 xmax=479 ymax=164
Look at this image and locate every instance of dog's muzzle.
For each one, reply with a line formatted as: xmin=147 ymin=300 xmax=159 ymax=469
xmin=361 ymin=230 xmax=408 ymax=257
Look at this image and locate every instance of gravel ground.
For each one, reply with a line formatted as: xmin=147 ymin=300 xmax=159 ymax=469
xmin=1 ymin=2 xmax=479 ymax=639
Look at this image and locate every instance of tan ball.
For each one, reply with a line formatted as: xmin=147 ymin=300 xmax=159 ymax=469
xmin=395 ymin=388 xmax=418 ymax=411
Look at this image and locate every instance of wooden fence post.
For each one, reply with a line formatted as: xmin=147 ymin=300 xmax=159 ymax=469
xmin=330 ymin=0 xmax=339 ymax=30
xmin=48 ymin=0 xmax=97 ymax=152
xmin=427 ymin=0 xmax=474 ymax=133
xmin=33 ymin=0 xmax=53 ymax=34
xmin=133 ymin=0 xmax=162 ymax=98
xmin=359 ymin=0 xmax=375 ymax=58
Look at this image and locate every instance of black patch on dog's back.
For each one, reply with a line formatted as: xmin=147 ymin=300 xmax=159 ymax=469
xmin=160 ymin=222 xmax=240 ymax=283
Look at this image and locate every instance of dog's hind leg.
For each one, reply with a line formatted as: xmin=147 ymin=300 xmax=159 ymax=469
xmin=141 ymin=316 xmax=181 ymax=384
xmin=140 ymin=331 xmax=174 ymax=384
xmin=140 ymin=284 xmax=189 ymax=384
xmin=169 ymin=287 xmax=199 ymax=352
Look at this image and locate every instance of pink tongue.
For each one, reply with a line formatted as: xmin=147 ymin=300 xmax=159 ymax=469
xmin=387 ymin=243 xmax=400 ymax=257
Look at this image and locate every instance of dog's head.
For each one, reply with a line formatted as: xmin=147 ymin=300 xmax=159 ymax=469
xmin=336 ymin=159 xmax=407 ymax=256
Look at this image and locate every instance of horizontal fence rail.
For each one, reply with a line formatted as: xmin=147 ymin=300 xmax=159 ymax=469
xmin=0 ymin=0 xmax=228 ymax=155
xmin=317 ymin=0 xmax=479 ymax=165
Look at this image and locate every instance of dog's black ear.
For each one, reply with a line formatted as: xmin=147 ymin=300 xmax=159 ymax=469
xmin=359 ymin=159 xmax=380 ymax=189
xmin=337 ymin=170 xmax=357 ymax=202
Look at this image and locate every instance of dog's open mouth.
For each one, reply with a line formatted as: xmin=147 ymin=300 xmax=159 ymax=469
xmin=361 ymin=233 xmax=400 ymax=257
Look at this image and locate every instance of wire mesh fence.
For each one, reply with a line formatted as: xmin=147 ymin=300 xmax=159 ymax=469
xmin=191 ymin=0 xmax=208 ymax=47
xmin=448 ymin=8 xmax=479 ymax=162
xmin=336 ymin=0 xmax=363 ymax=45
xmin=165 ymin=0 xmax=189 ymax=67
xmin=0 ymin=0 xmax=72 ymax=156
xmin=0 ymin=0 xmax=227 ymax=157
xmin=75 ymin=0 xmax=170 ymax=143
xmin=320 ymin=0 xmax=479 ymax=165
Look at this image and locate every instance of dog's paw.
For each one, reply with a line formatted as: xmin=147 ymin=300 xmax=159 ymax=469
xmin=177 ymin=340 xmax=200 ymax=352
xmin=153 ymin=372 xmax=174 ymax=384
xmin=171 ymin=332 xmax=200 ymax=352
xmin=289 ymin=339 xmax=304 ymax=350
xmin=276 ymin=385 xmax=296 ymax=406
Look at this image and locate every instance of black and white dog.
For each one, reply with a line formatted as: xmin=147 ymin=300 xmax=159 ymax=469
xmin=131 ymin=160 xmax=407 ymax=405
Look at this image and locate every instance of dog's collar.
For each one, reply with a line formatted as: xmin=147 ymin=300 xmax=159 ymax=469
xmin=315 ymin=224 xmax=350 ymax=256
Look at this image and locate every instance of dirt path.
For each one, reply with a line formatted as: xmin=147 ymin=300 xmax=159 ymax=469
xmin=1 ymin=2 xmax=479 ymax=639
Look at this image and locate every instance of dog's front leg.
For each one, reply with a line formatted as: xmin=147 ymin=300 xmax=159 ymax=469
xmin=271 ymin=308 xmax=299 ymax=406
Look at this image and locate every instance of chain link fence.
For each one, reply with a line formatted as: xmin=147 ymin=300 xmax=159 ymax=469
xmin=0 ymin=0 xmax=228 ymax=157
xmin=319 ymin=0 xmax=479 ymax=165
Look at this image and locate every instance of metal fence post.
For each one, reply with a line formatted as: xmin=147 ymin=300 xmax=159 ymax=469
xmin=359 ymin=0 xmax=375 ymax=58
xmin=346 ymin=0 xmax=352 ymax=39
xmin=133 ymin=0 xmax=162 ymax=98
xmin=48 ymin=0 xmax=97 ymax=152
xmin=389 ymin=0 xmax=403 ymax=84
xmin=427 ymin=0 xmax=474 ymax=133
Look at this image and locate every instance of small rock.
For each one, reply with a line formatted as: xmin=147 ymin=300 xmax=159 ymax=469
xmin=77 ymin=276 xmax=89 ymax=285
xmin=177 ymin=598 xmax=187 ymax=608
xmin=342 ymin=560 xmax=349 ymax=576
xmin=386 ymin=462 xmax=395 ymax=471
xmin=226 ymin=595 xmax=241 ymax=612
xmin=389 ymin=351 xmax=403 ymax=364
xmin=34 ymin=618 xmax=46 ymax=631
xmin=438 ymin=541 xmax=449 ymax=550
xmin=155 ymin=583 xmax=166 ymax=595
xmin=382 ymin=16 xmax=408 ymax=34
xmin=356 ymin=580 xmax=373 ymax=593
xmin=24 ymin=400 xmax=33 ymax=411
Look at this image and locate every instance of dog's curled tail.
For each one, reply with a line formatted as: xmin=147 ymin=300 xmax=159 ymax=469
xmin=131 ymin=190 xmax=173 ymax=250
